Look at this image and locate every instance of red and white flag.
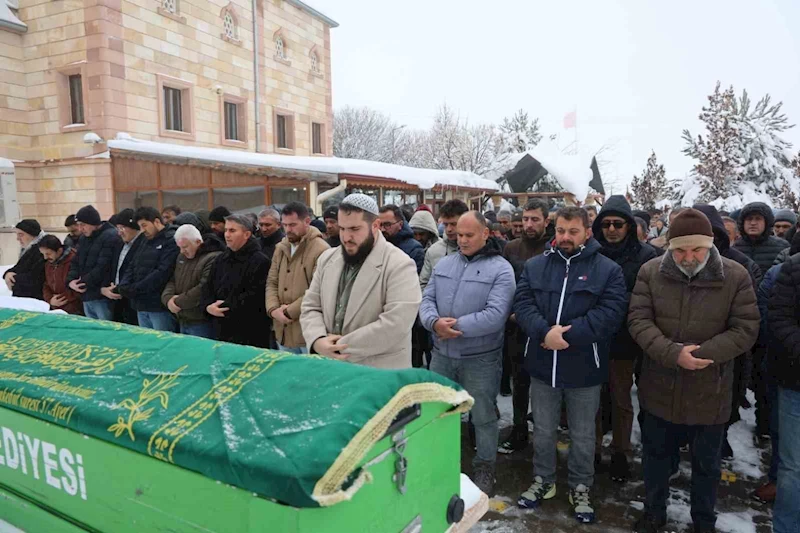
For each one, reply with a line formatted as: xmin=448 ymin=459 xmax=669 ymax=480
xmin=563 ymin=111 xmax=577 ymax=129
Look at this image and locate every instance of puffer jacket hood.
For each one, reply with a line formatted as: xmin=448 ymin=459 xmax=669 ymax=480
xmin=200 ymin=233 xmax=226 ymax=254
xmin=409 ymin=211 xmax=439 ymax=242
xmin=387 ymin=221 xmax=425 ymax=273
xmin=592 ymin=195 xmax=635 ymax=235
xmin=173 ymin=212 xmax=210 ymax=235
xmin=693 ymin=204 xmax=731 ymax=251
xmin=738 ymin=202 xmax=774 ymax=241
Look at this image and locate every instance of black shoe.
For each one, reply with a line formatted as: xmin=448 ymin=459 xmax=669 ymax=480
xmin=473 ymin=464 xmax=496 ymax=496
xmin=610 ymin=451 xmax=630 ymax=483
xmin=633 ymin=513 xmax=667 ymax=533
xmin=721 ymin=438 xmax=733 ymax=459
xmin=740 ymin=396 xmax=751 ymax=409
xmin=692 ymin=525 xmax=716 ymax=533
xmin=595 ymin=452 xmax=603 ymax=467
xmin=498 ymin=426 xmax=528 ymax=454
xmin=500 ymin=390 xmax=512 ymax=397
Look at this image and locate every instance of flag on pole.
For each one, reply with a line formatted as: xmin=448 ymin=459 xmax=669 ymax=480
xmin=563 ymin=111 xmax=577 ymax=129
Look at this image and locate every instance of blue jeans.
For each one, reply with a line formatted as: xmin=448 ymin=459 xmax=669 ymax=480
xmin=641 ymin=411 xmax=724 ymax=530
xmin=180 ymin=321 xmax=216 ymax=340
xmin=277 ymin=343 xmax=307 ymax=354
xmin=137 ymin=311 xmax=177 ymax=332
xmin=430 ymin=349 xmax=501 ymax=468
xmin=774 ymin=387 xmax=800 ymax=533
xmin=83 ymin=299 xmax=115 ymax=321
xmin=530 ymin=378 xmax=601 ymax=488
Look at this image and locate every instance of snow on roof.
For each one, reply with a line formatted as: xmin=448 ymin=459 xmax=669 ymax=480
xmin=0 ymin=157 xmax=15 ymax=170
xmin=107 ymin=135 xmax=499 ymax=191
xmin=0 ymin=0 xmax=26 ymax=33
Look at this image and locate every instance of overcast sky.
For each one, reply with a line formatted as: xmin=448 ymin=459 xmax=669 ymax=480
xmin=310 ymin=0 xmax=800 ymax=192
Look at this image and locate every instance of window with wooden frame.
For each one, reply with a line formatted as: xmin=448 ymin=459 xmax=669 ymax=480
xmin=157 ymin=75 xmax=195 ymax=140
xmin=311 ymin=122 xmax=325 ymax=155
xmin=56 ymin=64 xmax=90 ymax=132
xmin=220 ymin=93 xmax=247 ymax=147
xmin=273 ymin=109 xmax=295 ymax=152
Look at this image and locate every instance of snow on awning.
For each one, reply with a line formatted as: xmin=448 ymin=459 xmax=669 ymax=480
xmin=107 ymin=135 xmax=499 ymax=192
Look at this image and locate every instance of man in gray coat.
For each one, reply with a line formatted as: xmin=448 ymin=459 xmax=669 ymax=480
xmin=419 ymin=210 xmax=516 ymax=496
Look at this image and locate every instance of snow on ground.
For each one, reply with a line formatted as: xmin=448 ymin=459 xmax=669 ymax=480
xmin=0 ymin=520 xmax=24 ymax=533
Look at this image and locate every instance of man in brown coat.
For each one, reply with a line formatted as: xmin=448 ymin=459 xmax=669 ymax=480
xmin=266 ymin=202 xmax=329 ymax=354
xmin=628 ymin=209 xmax=760 ymax=533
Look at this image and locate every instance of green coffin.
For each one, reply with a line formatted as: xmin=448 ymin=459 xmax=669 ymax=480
xmin=0 ymin=310 xmax=474 ymax=532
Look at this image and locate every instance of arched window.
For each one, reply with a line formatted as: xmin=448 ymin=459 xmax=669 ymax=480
xmin=310 ymin=52 xmax=319 ymax=73
xmin=276 ymin=36 xmax=286 ymax=59
xmin=223 ymin=12 xmax=235 ymax=39
xmin=220 ymin=4 xmax=240 ymax=43
xmin=162 ymin=0 xmax=177 ymax=14
xmin=309 ymin=46 xmax=322 ymax=76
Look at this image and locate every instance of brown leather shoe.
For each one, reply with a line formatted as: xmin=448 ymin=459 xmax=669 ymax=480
xmin=751 ymin=481 xmax=777 ymax=504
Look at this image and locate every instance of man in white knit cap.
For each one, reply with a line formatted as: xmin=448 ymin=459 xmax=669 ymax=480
xmin=301 ymin=193 xmax=421 ymax=368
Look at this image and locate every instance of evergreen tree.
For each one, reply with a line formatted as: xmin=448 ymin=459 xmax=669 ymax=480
xmin=630 ymin=151 xmax=668 ymax=211
xmin=497 ymin=109 xmax=542 ymax=153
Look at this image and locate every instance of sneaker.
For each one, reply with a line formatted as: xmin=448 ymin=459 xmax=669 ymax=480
xmin=609 ymin=451 xmax=630 ymax=483
xmin=473 ymin=464 xmax=495 ymax=496
xmin=498 ymin=426 xmax=528 ymax=454
xmin=633 ymin=513 xmax=667 ymax=533
xmin=569 ymin=484 xmax=595 ymax=524
xmin=751 ymin=481 xmax=777 ymax=504
xmin=518 ymin=476 xmax=556 ymax=509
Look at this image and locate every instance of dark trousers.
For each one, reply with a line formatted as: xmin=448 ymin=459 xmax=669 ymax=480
xmin=510 ymin=328 xmax=531 ymax=429
xmin=641 ymin=411 xmax=724 ymax=530
xmin=411 ymin=321 xmax=431 ymax=369
xmin=753 ymin=346 xmax=771 ymax=433
xmin=597 ymin=359 xmax=635 ymax=454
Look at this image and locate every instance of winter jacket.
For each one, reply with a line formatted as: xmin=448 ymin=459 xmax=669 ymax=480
xmin=408 ymin=211 xmax=440 ymax=246
xmin=204 ymin=238 xmax=272 ymax=348
xmin=768 ymin=254 xmax=800 ymax=392
xmin=67 ymin=222 xmax=123 ymax=301
xmin=419 ymin=239 xmax=515 ymax=359
xmin=259 ymin=229 xmax=285 ymax=262
xmin=513 ymin=238 xmax=628 ymax=389
xmin=733 ymin=202 xmax=790 ymax=273
xmin=694 ymin=204 xmax=762 ymax=288
xmin=118 ymin=228 xmax=179 ymax=312
xmin=503 ymin=234 xmax=550 ymax=280
xmin=593 ymin=195 xmax=659 ymax=361
xmin=43 ymin=247 xmax=82 ymax=315
xmin=63 ymin=234 xmax=79 ymax=251
xmin=327 ymin=234 xmax=341 ymax=248
xmin=6 ymin=236 xmax=46 ymax=300
xmin=266 ymin=226 xmax=330 ymax=348
xmin=301 ymin=232 xmax=421 ymax=369
xmin=386 ymin=222 xmax=425 ymax=274
xmin=647 ymin=226 xmax=668 ymax=240
xmin=629 ymin=247 xmax=760 ymax=425
xmin=161 ymin=235 xmax=225 ymax=325
xmin=173 ymin=212 xmax=210 ymax=236
xmin=420 ymin=238 xmax=459 ymax=289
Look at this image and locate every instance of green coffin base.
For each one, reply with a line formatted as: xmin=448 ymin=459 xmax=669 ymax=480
xmin=0 ymin=402 xmax=461 ymax=533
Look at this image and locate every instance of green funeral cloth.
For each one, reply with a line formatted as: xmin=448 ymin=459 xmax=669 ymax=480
xmin=0 ymin=309 xmax=471 ymax=508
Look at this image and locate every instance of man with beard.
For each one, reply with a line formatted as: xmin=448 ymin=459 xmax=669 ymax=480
xmin=498 ymin=199 xmax=551 ymax=455
xmin=514 ymin=207 xmax=627 ymax=523
xmin=300 ymin=194 xmax=421 ymax=368
xmin=629 ymin=209 xmax=759 ymax=533
xmin=257 ymin=208 xmax=284 ymax=261
xmin=772 ymin=209 xmax=797 ymax=241
xmin=204 ymin=214 xmax=272 ymax=347
xmin=420 ymin=211 xmax=516 ymax=495
xmin=378 ymin=204 xmax=425 ymax=273
xmin=208 ymin=206 xmax=231 ymax=238
xmin=63 ymin=215 xmax=81 ymax=250
xmin=511 ymin=211 xmax=524 ymax=239
xmin=590 ymin=196 xmax=658 ymax=483
xmin=266 ymin=202 xmax=329 ymax=354
xmin=323 ymin=205 xmax=341 ymax=247
xmin=420 ymin=200 xmax=469 ymax=289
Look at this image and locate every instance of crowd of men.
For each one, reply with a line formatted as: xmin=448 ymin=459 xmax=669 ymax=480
xmin=3 ymin=194 xmax=800 ymax=533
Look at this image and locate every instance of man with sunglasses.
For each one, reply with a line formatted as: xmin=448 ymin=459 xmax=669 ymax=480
xmin=591 ymin=195 xmax=659 ymax=484
xmin=378 ymin=204 xmax=425 ymax=273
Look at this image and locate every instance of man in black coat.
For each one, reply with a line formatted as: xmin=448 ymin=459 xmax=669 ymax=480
xmin=257 ymin=207 xmax=284 ymax=261
xmin=4 ymin=219 xmax=46 ymax=300
xmin=204 ymin=214 xmax=272 ymax=348
xmin=378 ymin=204 xmax=425 ymax=273
xmin=67 ymin=205 xmax=123 ymax=320
xmin=591 ymin=196 xmax=658 ymax=482
xmin=104 ymin=209 xmax=146 ymax=325
xmin=116 ymin=207 xmax=179 ymax=331
xmin=694 ymin=204 xmax=762 ymax=458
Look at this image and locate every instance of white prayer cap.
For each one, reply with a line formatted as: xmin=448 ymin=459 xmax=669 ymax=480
xmin=340 ymin=193 xmax=380 ymax=216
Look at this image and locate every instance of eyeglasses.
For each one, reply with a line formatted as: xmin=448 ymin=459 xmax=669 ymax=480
xmin=601 ymin=221 xmax=626 ymax=229
xmin=380 ymin=221 xmax=400 ymax=229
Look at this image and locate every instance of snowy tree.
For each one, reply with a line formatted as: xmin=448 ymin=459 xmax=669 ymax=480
xmin=333 ymin=106 xmax=411 ymax=163
xmin=677 ymin=82 xmax=797 ymax=210
xmin=422 ymin=104 xmax=502 ymax=175
xmin=497 ymin=109 xmax=542 ymax=153
xmin=630 ymin=151 xmax=668 ymax=211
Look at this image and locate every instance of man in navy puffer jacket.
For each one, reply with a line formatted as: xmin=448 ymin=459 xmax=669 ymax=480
xmin=420 ymin=211 xmax=515 ymax=496
xmin=513 ymin=206 xmax=627 ymax=524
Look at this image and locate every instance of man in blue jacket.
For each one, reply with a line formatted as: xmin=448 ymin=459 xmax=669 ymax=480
xmin=419 ymin=211 xmax=516 ymax=496
xmin=116 ymin=207 xmax=179 ymax=331
xmin=513 ymin=206 xmax=627 ymax=523
xmin=378 ymin=204 xmax=425 ymax=273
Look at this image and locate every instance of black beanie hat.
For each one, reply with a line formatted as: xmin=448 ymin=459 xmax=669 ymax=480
xmin=323 ymin=205 xmax=338 ymax=221
xmin=114 ymin=208 xmax=139 ymax=230
xmin=15 ymin=219 xmax=41 ymax=237
xmin=75 ymin=205 xmax=102 ymax=226
xmin=64 ymin=214 xmax=77 ymax=227
xmin=209 ymin=206 xmax=231 ymax=223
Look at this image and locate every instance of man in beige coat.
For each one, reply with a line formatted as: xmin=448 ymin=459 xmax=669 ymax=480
xmin=266 ymin=202 xmax=329 ymax=353
xmin=300 ymin=194 xmax=421 ymax=369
